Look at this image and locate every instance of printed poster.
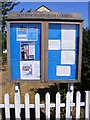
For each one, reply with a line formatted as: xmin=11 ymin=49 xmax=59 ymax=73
xmin=61 ymin=51 xmax=75 ymax=64
xmin=56 ymin=66 xmax=70 ymax=76
xmin=17 ymin=28 xmax=38 ymax=41
xmin=61 ymin=24 xmax=75 ymax=49
xmin=20 ymin=61 xmax=40 ymax=80
xmin=48 ymin=40 xmax=60 ymax=50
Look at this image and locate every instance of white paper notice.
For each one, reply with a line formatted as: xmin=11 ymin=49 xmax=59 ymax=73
xmin=56 ymin=66 xmax=70 ymax=76
xmin=61 ymin=24 xmax=75 ymax=49
xmin=48 ymin=40 xmax=60 ymax=50
xmin=33 ymin=61 xmax=40 ymax=79
xmin=61 ymin=51 xmax=75 ymax=64
xmin=20 ymin=61 xmax=40 ymax=80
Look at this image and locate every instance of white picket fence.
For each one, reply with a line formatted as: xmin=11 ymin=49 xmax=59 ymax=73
xmin=0 ymin=91 xmax=90 ymax=119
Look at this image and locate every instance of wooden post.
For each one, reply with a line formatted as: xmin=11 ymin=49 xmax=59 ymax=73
xmin=35 ymin=93 xmax=40 ymax=119
xmin=15 ymin=83 xmax=21 ymax=119
xmin=68 ymin=83 xmax=74 ymax=118
xmin=4 ymin=94 xmax=10 ymax=119
xmin=85 ymin=91 xmax=90 ymax=119
xmin=25 ymin=93 xmax=30 ymax=119
xmin=46 ymin=93 xmax=50 ymax=119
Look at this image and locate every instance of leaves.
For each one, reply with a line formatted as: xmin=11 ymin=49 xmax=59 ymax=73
xmin=27 ymin=8 xmax=32 ymax=12
xmin=81 ymin=28 xmax=90 ymax=90
xmin=20 ymin=8 xmax=24 ymax=13
xmin=1 ymin=2 xmax=19 ymax=49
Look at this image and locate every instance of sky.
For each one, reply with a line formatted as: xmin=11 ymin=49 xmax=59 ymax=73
xmin=11 ymin=2 xmax=88 ymax=28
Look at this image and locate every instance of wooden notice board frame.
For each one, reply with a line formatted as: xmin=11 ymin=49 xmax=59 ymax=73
xmin=7 ymin=20 xmax=83 ymax=83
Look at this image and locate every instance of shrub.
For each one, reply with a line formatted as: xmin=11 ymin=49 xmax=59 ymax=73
xmin=2 ymin=53 xmax=7 ymax=65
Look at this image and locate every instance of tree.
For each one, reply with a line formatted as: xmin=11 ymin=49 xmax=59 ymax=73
xmin=81 ymin=28 xmax=90 ymax=90
xmin=27 ymin=8 xmax=32 ymax=12
xmin=20 ymin=8 xmax=24 ymax=13
xmin=2 ymin=2 xmax=19 ymax=49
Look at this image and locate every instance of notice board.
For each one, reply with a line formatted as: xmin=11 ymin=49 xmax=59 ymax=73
xmin=10 ymin=23 xmax=41 ymax=81
xmin=7 ymin=21 xmax=82 ymax=83
xmin=48 ymin=23 xmax=79 ymax=81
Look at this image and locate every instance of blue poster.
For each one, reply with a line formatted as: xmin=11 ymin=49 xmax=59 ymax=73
xmin=17 ymin=28 xmax=38 ymax=41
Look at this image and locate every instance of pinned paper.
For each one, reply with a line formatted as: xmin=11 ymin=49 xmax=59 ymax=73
xmin=61 ymin=51 xmax=75 ymax=64
xmin=56 ymin=66 xmax=70 ymax=76
xmin=20 ymin=61 xmax=40 ymax=80
xmin=61 ymin=24 xmax=75 ymax=49
xmin=48 ymin=40 xmax=60 ymax=50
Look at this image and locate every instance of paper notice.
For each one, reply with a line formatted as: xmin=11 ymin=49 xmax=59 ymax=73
xmin=34 ymin=61 xmax=40 ymax=79
xmin=20 ymin=61 xmax=40 ymax=80
xmin=56 ymin=66 xmax=70 ymax=76
xmin=48 ymin=40 xmax=60 ymax=50
xmin=61 ymin=24 xmax=75 ymax=49
xmin=61 ymin=51 xmax=75 ymax=64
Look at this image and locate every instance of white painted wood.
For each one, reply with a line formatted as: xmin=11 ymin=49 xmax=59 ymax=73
xmin=4 ymin=94 xmax=10 ymax=119
xmin=0 ymin=91 xmax=89 ymax=119
xmin=68 ymin=83 xmax=74 ymax=118
xmin=35 ymin=93 xmax=40 ymax=119
xmin=46 ymin=93 xmax=50 ymax=119
xmin=85 ymin=91 xmax=90 ymax=119
xmin=15 ymin=94 xmax=21 ymax=119
xmin=15 ymin=83 xmax=21 ymax=104
xmin=15 ymin=83 xmax=21 ymax=119
xmin=76 ymin=91 xmax=81 ymax=119
xmin=0 ymin=104 xmax=4 ymax=108
xmin=80 ymin=102 xmax=85 ymax=106
xmin=56 ymin=92 xmax=60 ymax=119
xmin=25 ymin=93 xmax=30 ymax=119
xmin=66 ymin=92 xmax=70 ymax=118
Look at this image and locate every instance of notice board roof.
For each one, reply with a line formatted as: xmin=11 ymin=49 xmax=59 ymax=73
xmin=7 ymin=5 xmax=83 ymax=22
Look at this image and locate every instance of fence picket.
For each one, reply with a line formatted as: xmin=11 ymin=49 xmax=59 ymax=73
xmin=66 ymin=92 xmax=70 ymax=118
xmin=46 ymin=93 xmax=50 ymax=119
xmin=25 ymin=93 xmax=30 ymax=119
xmin=76 ymin=91 xmax=81 ymax=119
xmin=4 ymin=94 xmax=10 ymax=119
xmin=0 ymin=91 xmax=89 ymax=119
xmin=85 ymin=91 xmax=90 ymax=119
xmin=56 ymin=92 xmax=60 ymax=119
xmin=35 ymin=93 xmax=40 ymax=119
xmin=15 ymin=93 xmax=21 ymax=119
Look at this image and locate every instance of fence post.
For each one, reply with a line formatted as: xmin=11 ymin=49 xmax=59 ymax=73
xmin=85 ymin=91 xmax=90 ymax=119
xmin=66 ymin=91 xmax=71 ymax=119
xmin=15 ymin=83 xmax=21 ymax=119
xmin=4 ymin=94 xmax=10 ymax=119
xmin=56 ymin=92 xmax=61 ymax=119
xmin=46 ymin=93 xmax=50 ymax=119
xmin=68 ymin=83 xmax=74 ymax=118
xmin=76 ymin=91 xmax=81 ymax=119
xmin=25 ymin=93 xmax=30 ymax=119
xmin=35 ymin=93 xmax=40 ymax=119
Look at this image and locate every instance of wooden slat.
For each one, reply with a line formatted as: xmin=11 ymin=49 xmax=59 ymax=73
xmin=7 ymin=22 xmax=11 ymax=82
xmin=44 ymin=22 xmax=49 ymax=83
xmin=76 ymin=91 xmax=81 ymax=119
xmin=56 ymin=92 xmax=60 ymax=119
xmin=85 ymin=91 xmax=90 ymax=119
xmin=15 ymin=94 xmax=21 ymax=119
xmin=66 ymin=92 xmax=70 ymax=119
xmin=41 ymin=22 xmax=45 ymax=83
xmin=25 ymin=93 xmax=30 ymax=119
xmin=77 ymin=23 xmax=83 ymax=82
xmin=4 ymin=94 xmax=10 ymax=119
xmin=46 ymin=93 xmax=50 ymax=119
xmin=35 ymin=93 xmax=40 ymax=119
